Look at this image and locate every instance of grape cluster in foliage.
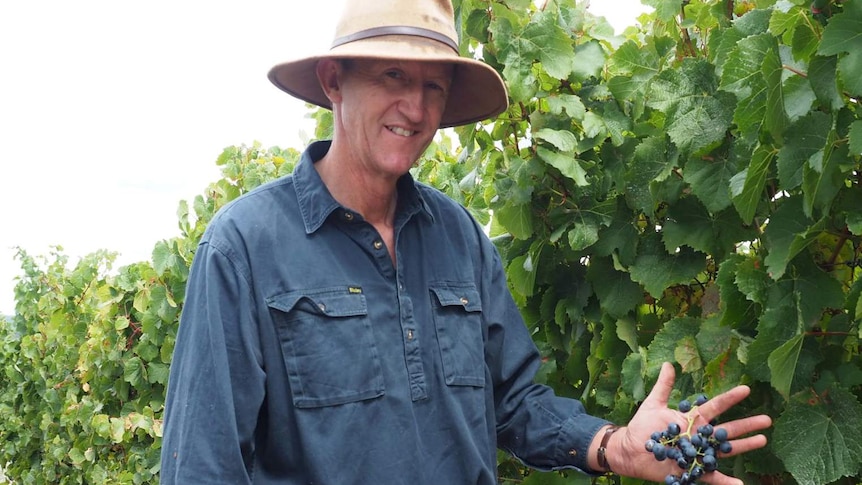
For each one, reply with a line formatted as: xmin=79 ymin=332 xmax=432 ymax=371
xmin=644 ymin=394 xmax=732 ymax=485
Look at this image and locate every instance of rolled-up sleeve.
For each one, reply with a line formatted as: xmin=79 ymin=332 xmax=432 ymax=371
xmin=160 ymin=236 xmax=265 ymax=484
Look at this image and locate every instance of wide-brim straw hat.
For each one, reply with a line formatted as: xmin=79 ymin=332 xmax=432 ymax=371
xmin=268 ymin=0 xmax=509 ymax=128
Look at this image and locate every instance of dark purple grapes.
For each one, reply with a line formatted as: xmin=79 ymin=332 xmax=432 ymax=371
xmin=653 ymin=443 xmax=668 ymax=460
xmin=646 ymin=395 xmax=731 ymax=485
xmin=702 ymin=454 xmax=717 ymax=472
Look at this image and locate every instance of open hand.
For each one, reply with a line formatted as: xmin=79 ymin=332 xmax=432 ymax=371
xmin=608 ymin=362 xmax=772 ymax=484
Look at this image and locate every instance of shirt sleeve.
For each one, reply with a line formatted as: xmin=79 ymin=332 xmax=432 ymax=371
xmin=160 ymin=236 xmax=265 ymax=484
xmin=482 ymin=243 xmax=609 ymax=474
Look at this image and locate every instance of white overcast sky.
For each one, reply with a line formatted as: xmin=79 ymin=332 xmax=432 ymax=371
xmin=0 ymin=1 xmax=651 ymax=315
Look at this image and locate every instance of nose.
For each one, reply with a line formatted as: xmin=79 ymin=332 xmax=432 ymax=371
xmin=397 ymin=83 xmax=425 ymax=124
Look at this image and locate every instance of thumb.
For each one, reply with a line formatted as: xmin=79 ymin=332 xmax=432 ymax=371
xmin=644 ymin=362 xmax=676 ymax=408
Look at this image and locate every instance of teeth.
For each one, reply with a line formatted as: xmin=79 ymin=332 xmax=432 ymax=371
xmin=389 ymin=126 xmax=414 ymax=137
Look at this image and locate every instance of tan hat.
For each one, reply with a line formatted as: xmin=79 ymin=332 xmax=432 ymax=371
xmin=267 ymin=0 xmax=509 ymax=128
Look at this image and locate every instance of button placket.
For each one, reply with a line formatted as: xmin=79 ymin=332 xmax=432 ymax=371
xmin=397 ymin=288 xmax=426 ymax=401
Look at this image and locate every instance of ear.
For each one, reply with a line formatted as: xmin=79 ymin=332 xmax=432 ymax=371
xmin=316 ymin=59 xmax=343 ymax=105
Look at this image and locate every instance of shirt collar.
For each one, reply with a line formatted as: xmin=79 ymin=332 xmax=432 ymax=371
xmin=293 ymin=140 xmax=433 ymax=234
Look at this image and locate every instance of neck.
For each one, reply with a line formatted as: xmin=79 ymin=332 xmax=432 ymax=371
xmin=314 ymin=150 xmax=399 ymax=227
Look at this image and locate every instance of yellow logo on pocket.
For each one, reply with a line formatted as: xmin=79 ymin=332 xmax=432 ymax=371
xmin=348 ymin=286 xmax=363 ymax=294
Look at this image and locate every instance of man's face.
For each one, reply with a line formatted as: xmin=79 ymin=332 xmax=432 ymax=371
xmin=330 ymin=58 xmax=453 ymax=180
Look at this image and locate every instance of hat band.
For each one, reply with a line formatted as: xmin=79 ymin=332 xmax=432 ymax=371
xmin=331 ymin=26 xmax=459 ymax=53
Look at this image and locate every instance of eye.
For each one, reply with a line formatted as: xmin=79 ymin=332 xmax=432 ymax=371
xmin=385 ymin=69 xmax=404 ymax=80
xmin=425 ymin=81 xmax=448 ymax=96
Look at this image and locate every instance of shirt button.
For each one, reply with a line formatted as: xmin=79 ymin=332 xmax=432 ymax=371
xmin=344 ymin=211 xmax=354 ymax=221
xmin=318 ymin=303 xmax=326 ymax=312
xmin=373 ymin=240 xmax=384 ymax=250
xmin=406 ymin=329 xmax=414 ymax=340
xmin=460 ymin=297 xmax=469 ymax=305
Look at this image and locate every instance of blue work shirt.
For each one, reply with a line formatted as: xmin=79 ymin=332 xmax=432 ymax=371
xmin=160 ymin=140 xmax=609 ymax=484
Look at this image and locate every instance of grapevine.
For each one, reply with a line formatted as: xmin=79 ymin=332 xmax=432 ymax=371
xmin=645 ymin=395 xmax=732 ymax=485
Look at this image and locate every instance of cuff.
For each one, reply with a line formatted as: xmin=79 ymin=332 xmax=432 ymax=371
xmin=552 ymin=413 xmax=611 ymax=474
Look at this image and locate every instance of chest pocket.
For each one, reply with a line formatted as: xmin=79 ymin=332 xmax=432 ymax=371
xmin=430 ymin=284 xmax=485 ymax=388
xmin=268 ymin=287 xmax=384 ymax=408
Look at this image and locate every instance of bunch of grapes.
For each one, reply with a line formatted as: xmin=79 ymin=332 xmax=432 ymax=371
xmin=644 ymin=394 xmax=733 ymax=485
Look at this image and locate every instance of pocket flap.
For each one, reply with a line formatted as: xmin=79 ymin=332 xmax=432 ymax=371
xmin=430 ymin=285 xmax=482 ymax=312
xmin=267 ymin=287 xmax=368 ymax=317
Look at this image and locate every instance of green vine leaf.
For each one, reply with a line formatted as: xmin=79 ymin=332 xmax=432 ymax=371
xmin=546 ymin=94 xmax=586 ymax=120
xmin=593 ymin=218 xmax=639 ymax=267
xmin=777 ymin=111 xmax=832 ymax=192
xmin=588 ymin=257 xmax=642 ymax=320
xmin=808 ymin=55 xmax=845 ymax=112
xmin=495 ymin=202 xmax=534 ymax=240
xmin=733 ymin=256 xmax=770 ymax=306
xmin=537 ymin=148 xmax=588 ymax=186
xmin=746 ymin=299 xmax=798 ymax=383
xmin=535 ymin=130 xmax=578 ymax=153
xmin=621 ymin=352 xmax=646 ymax=401
xmin=642 ymin=0 xmax=683 ymax=22
xmin=645 ymin=317 xmax=700 ymax=378
xmin=774 ymin=387 xmax=862 ymax=485
xmin=625 ymin=136 xmax=674 ymax=214
xmin=646 ymin=59 xmax=734 ymax=155
xmin=570 ymin=40 xmax=606 ymax=81
xmin=684 ymin=155 xmax=735 ymax=213
xmin=567 ymin=216 xmax=600 ymax=251
xmin=720 ymin=33 xmax=775 ymax=101
xmin=762 ymin=196 xmax=821 ymax=280
xmin=849 ymin=119 xmax=862 ymax=156
xmin=785 ymin=256 xmax=845 ymax=328
xmin=730 ymin=143 xmax=774 ymax=225
xmin=629 ymin=234 xmax=706 ymax=298
xmin=817 ymin=3 xmax=862 ymax=57
xmin=816 ymin=0 xmax=862 ymax=96
xmin=508 ymin=254 xmax=537 ymax=298
xmin=768 ymin=333 xmax=804 ymax=400
xmin=674 ymin=335 xmax=703 ymax=374
xmin=607 ymin=40 xmax=660 ymax=78
xmin=675 ymin=191 xmax=757 ymax=262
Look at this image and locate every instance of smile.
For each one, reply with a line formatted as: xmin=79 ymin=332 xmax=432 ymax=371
xmin=388 ymin=126 xmax=415 ymax=137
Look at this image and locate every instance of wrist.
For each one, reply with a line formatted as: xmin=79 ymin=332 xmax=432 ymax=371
xmin=589 ymin=424 xmax=620 ymax=474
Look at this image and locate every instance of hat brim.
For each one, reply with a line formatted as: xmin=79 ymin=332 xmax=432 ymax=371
xmin=268 ymin=35 xmax=509 ymax=128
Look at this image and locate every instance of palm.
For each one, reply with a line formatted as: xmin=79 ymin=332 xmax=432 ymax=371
xmin=610 ymin=362 xmax=772 ymax=485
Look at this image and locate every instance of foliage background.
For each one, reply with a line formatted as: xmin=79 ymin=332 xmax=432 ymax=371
xmin=1 ymin=0 xmax=861 ymax=483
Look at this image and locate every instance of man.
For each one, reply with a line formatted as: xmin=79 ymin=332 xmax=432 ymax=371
xmin=159 ymin=1 xmax=771 ymax=483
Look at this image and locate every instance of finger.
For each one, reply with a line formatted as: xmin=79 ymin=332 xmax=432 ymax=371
xmin=695 ymin=385 xmax=751 ymax=420
xmin=721 ymin=434 xmax=769 ymax=457
xmin=713 ymin=414 xmax=773 ymax=441
xmin=643 ymin=362 xmax=676 ymax=407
